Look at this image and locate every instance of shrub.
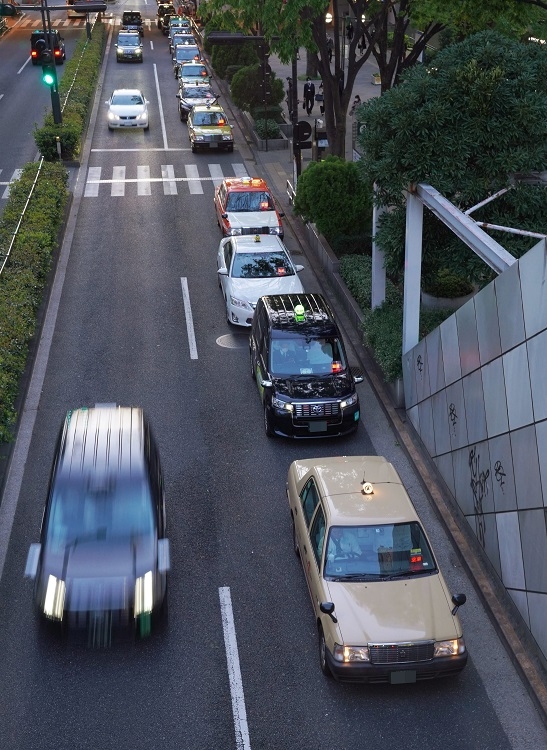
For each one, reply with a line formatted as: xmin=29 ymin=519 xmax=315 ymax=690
xmin=254 ymin=118 xmax=281 ymax=139
xmin=230 ymin=63 xmax=284 ymax=111
xmin=294 ymin=156 xmax=373 ymax=246
xmin=225 ymin=64 xmax=244 ymax=82
xmin=211 ymin=41 xmax=257 ymax=78
xmin=249 ymin=103 xmax=283 ymax=122
xmin=423 ymin=268 xmax=474 ymax=297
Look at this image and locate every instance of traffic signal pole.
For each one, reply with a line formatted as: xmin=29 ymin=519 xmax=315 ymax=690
xmin=39 ymin=0 xmax=62 ymax=124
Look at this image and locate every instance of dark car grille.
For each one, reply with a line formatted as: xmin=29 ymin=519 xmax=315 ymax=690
xmin=120 ymin=116 xmax=137 ymax=121
xmin=369 ymin=642 xmax=435 ymax=664
xmin=295 ymin=402 xmax=340 ymax=418
xmin=241 ymin=226 xmax=272 ymax=235
xmin=203 ymin=134 xmax=224 ymax=142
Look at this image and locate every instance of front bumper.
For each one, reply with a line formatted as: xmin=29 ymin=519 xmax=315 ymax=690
xmin=325 ymin=649 xmax=468 ymax=683
xmin=270 ymin=402 xmax=360 ymax=438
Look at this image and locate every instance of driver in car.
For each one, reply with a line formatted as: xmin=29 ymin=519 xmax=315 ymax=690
xmin=327 ymin=527 xmax=362 ymax=559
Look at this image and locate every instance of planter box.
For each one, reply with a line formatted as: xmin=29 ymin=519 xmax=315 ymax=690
xmin=242 ymin=111 xmax=288 ymax=151
xmin=421 ymin=289 xmax=475 ymax=310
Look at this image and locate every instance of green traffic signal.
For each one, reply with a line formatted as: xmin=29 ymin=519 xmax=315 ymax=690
xmin=42 ymin=64 xmax=56 ymax=87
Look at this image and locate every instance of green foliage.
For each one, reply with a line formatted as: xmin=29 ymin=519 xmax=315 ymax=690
xmin=211 ymin=40 xmax=257 ymax=78
xmin=0 ymin=162 xmax=68 ymax=442
xmin=253 ymin=118 xmax=281 ymax=139
xmin=34 ymin=23 xmax=106 ymax=161
xmin=230 ymin=63 xmax=284 ymax=111
xmin=249 ymin=103 xmax=283 ymax=122
xmin=225 ymin=64 xmax=244 ymax=82
xmin=423 ymin=268 xmax=474 ymax=297
xmin=294 ymin=156 xmax=373 ymax=245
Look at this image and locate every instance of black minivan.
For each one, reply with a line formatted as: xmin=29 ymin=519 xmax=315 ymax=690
xmin=249 ymin=293 xmax=363 ymax=438
xmin=24 ymin=405 xmax=170 ymax=645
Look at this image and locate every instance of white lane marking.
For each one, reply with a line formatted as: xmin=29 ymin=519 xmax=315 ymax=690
xmin=153 ymin=63 xmax=169 ymax=150
xmin=185 ymin=164 xmax=203 ymax=194
xmin=84 ymin=166 xmax=101 ymax=197
xmin=162 ymin=164 xmax=177 ymax=195
xmin=208 ymin=163 xmax=224 ymax=189
xmin=219 ymin=587 xmax=251 ymax=750
xmin=91 ymin=148 xmax=189 ymax=152
xmin=2 ymin=169 xmax=23 ymax=199
xmin=180 ymin=278 xmax=198 ymax=360
xmin=150 ymin=41 xmax=154 ymax=51
xmin=111 ymin=165 xmax=125 ymax=196
xmin=0 ymin=94 xmax=3 ymax=101
xmin=17 ymin=56 xmax=32 ymax=75
xmin=232 ymin=163 xmax=249 ymax=178
xmin=137 ymin=165 xmax=151 ymax=196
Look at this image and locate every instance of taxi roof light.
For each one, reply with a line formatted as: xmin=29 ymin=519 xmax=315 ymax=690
xmin=254 ymin=235 xmax=261 ymax=242
xmin=361 ymin=481 xmax=374 ymax=495
xmin=294 ymin=304 xmax=306 ymax=322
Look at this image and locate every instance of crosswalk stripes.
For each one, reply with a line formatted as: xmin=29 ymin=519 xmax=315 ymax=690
xmin=1 ymin=169 xmax=23 ymax=200
xmin=18 ymin=16 xmax=154 ymax=29
xmin=83 ymin=163 xmax=250 ymax=198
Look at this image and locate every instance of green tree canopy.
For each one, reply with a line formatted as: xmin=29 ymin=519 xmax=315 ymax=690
xmin=357 ymin=30 xmax=547 ymax=284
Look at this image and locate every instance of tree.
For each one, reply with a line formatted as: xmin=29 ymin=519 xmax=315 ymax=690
xmin=357 ymin=30 xmax=547 ymax=285
xmin=199 ymin=0 xmax=547 ymax=158
xmin=230 ymin=63 xmax=284 ymax=111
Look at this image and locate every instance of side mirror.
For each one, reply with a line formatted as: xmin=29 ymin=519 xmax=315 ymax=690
xmin=24 ymin=543 xmax=41 ymax=579
xmin=260 ymin=378 xmax=272 ymax=388
xmin=221 ymin=212 xmax=228 ymax=219
xmin=451 ymin=593 xmax=466 ymax=615
xmin=218 ymin=267 xmax=228 ymax=276
xmin=295 ymin=264 xmax=304 ymax=273
xmin=320 ymin=601 xmax=338 ymax=623
xmin=176 ymin=92 xmax=180 ymax=99
xmin=279 ymin=211 xmax=285 ymax=217
xmin=158 ymin=538 xmax=170 ymax=573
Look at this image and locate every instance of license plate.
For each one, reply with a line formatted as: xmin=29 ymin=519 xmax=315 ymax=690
xmin=309 ymin=421 xmax=327 ymax=433
xmin=390 ymin=670 xmax=416 ymax=684
xmin=208 ymin=142 xmax=218 ymax=148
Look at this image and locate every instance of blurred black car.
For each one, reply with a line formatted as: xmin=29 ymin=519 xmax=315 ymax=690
xmin=25 ymin=405 xmax=170 ymax=645
xmin=176 ymin=82 xmax=217 ymax=121
xmin=172 ymin=42 xmax=201 ymax=77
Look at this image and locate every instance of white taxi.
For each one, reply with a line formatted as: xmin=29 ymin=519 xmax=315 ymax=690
xmin=287 ymin=455 xmax=468 ymax=683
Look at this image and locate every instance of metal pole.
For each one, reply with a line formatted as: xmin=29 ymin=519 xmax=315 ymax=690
xmin=41 ymin=0 xmax=62 ymax=124
xmin=291 ymin=52 xmax=301 ymax=179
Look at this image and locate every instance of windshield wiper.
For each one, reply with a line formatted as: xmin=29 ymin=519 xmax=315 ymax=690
xmin=328 ymin=573 xmax=381 ymax=582
xmin=381 ymin=569 xmax=436 ymax=580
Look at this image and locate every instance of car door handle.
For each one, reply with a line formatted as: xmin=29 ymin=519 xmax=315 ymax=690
xmin=303 ymin=545 xmax=307 ymax=554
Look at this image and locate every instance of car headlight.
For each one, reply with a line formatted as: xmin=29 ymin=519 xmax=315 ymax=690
xmin=230 ymin=296 xmax=252 ymax=311
xmin=271 ymin=397 xmax=293 ymax=412
xmin=137 ymin=112 xmax=147 ymax=121
xmin=268 ymin=226 xmax=283 ymax=235
xmin=43 ymin=574 xmax=66 ymax=620
xmin=434 ymin=637 xmax=466 ymax=657
xmin=135 ymin=48 xmax=142 ymax=54
xmin=194 ymin=134 xmax=205 ymax=141
xmin=333 ymin=643 xmax=370 ymax=663
xmin=225 ymin=227 xmax=242 ymax=236
xmin=222 ymin=134 xmax=233 ymax=141
xmin=134 ymin=571 xmax=154 ymax=616
xmin=108 ymin=112 xmax=120 ymax=121
xmin=340 ymin=392 xmax=358 ymax=409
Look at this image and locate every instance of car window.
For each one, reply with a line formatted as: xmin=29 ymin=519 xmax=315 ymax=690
xmin=231 ymin=252 xmax=293 ymax=279
xmin=183 ymin=88 xmax=213 ymax=100
xmin=223 ymin=242 xmax=233 ymax=270
xmin=118 ymin=35 xmax=140 ymax=46
xmin=269 ymin=334 xmax=346 ymax=376
xmin=226 ymin=191 xmax=274 ymax=212
xmin=112 ymin=93 xmax=144 ymax=105
xmin=300 ymin=479 xmax=320 ymax=527
xmin=323 ymin=522 xmax=438 ymax=579
xmin=176 ymin=47 xmax=199 ymax=61
xmin=182 ymin=65 xmax=206 ymax=76
xmin=193 ymin=112 xmax=225 ymax=126
xmin=309 ymin=505 xmax=326 ymax=567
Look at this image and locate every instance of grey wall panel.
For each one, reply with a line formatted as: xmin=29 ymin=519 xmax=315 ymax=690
xmin=445 ymin=380 xmax=468 ymax=451
xmin=440 ymin=314 xmax=461 ymax=386
xmin=528 ymin=331 xmax=547 ymax=422
xmin=520 ymin=240 xmax=547 ymax=339
xmin=496 ymin=511 xmax=526 ymax=589
xmin=402 ymin=349 xmax=416 ymax=409
xmin=511 ymin=425 xmax=542 ymax=510
xmin=407 ymin=404 xmax=420 ymax=434
xmin=418 ymin=397 xmax=436 ymax=456
xmin=462 ymin=370 xmax=487 ymax=445
xmin=496 ymin=262 xmax=524 ymax=353
xmin=520 ymin=510 xmax=547 ymax=593
xmin=535 ymin=421 xmax=547 ymax=507
xmin=426 ymin=326 xmax=445 ymax=396
xmin=431 ymin=389 xmax=451 ymax=456
xmin=528 ymin=592 xmax=547 ymax=660
xmin=413 ymin=338 xmax=429 ymax=403
xmin=488 ymin=433 xmax=517 ymax=512
xmin=508 ymin=589 xmax=530 ymax=629
xmin=475 ymin=282 xmax=501 ymax=366
xmin=468 ymin=440 xmax=495 ymax=515
xmin=503 ymin=345 xmax=534 ymax=431
xmin=456 ymin=299 xmax=480 ymax=376
xmin=469 ymin=510 xmax=501 ymax=577
xmin=482 ymin=358 xmax=509 ymax=438
xmin=434 ymin=452 xmax=455 ymax=496
xmin=453 ymin=447 xmax=476 ymax=517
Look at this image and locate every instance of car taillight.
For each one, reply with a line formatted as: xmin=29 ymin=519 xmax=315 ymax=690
xmin=31 ymin=50 xmax=38 ymax=58
xmin=54 ymin=49 xmax=61 ymax=57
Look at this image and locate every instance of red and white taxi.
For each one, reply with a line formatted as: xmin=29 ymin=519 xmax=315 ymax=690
xmin=214 ymin=177 xmax=285 ymax=240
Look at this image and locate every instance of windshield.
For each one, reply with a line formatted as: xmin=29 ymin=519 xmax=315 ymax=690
xmin=122 ymin=13 xmax=141 ymax=23
xmin=182 ymin=65 xmax=207 ymax=77
xmin=118 ymin=35 xmax=140 ymax=46
xmin=45 ymin=477 xmax=156 ymax=554
xmin=270 ymin=335 xmax=347 ymax=375
xmin=231 ymin=251 xmax=294 ymax=279
xmin=193 ymin=111 xmax=226 ymax=126
xmin=226 ymin=191 xmax=274 ymax=212
xmin=175 ymin=47 xmax=199 ymax=61
xmin=111 ymin=93 xmax=144 ymax=105
xmin=323 ymin=522 xmax=437 ymax=580
xmin=183 ymin=87 xmax=214 ymax=100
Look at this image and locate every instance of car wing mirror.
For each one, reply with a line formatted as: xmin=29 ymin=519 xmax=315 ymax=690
xmin=320 ymin=601 xmax=338 ymax=623
xmin=158 ymin=538 xmax=170 ymax=573
xmin=24 ymin=543 xmax=41 ymax=579
xmin=221 ymin=212 xmax=228 ymax=219
xmin=295 ymin=264 xmax=304 ymax=273
xmin=278 ymin=211 xmax=285 ymax=217
xmin=260 ymin=377 xmax=272 ymax=388
xmin=451 ymin=593 xmax=466 ymax=615
xmin=218 ymin=267 xmax=228 ymax=276
xmin=350 ymin=366 xmax=364 ymax=384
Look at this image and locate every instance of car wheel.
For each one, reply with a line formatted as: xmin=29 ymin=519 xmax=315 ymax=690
xmin=318 ymin=626 xmax=332 ymax=677
xmin=292 ymin=514 xmax=300 ymax=557
xmin=144 ymin=124 xmax=150 ymax=131
xmin=191 ymin=144 xmax=196 ymax=153
xmin=227 ymin=145 xmax=234 ymax=153
xmin=264 ymin=404 xmax=275 ymax=438
xmin=179 ymin=109 xmax=184 ymax=122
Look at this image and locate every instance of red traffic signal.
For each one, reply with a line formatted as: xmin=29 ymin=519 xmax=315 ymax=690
xmin=0 ymin=3 xmax=18 ymax=16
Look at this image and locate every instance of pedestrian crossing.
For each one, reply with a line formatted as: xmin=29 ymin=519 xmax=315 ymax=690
xmin=0 ymin=169 xmax=23 ymax=200
xmin=17 ymin=16 xmax=156 ymax=30
xmin=83 ymin=162 xmax=249 ymax=197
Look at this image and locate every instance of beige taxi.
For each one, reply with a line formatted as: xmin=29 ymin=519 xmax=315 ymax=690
xmin=287 ymin=455 xmax=467 ymax=683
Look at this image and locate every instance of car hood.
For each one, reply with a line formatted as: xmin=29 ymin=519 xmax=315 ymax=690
xmin=272 ymin=372 xmax=353 ymax=398
xmin=225 ymin=210 xmax=280 ymax=229
xmin=181 ymin=76 xmax=210 ymax=85
xmin=193 ymin=125 xmax=231 ymax=137
xmin=109 ymin=104 xmax=146 ymax=116
xmin=230 ymin=276 xmax=304 ymax=303
xmin=324 ymin=575 xmax=462 ymax=644
xmin=182 ymin=96 xmax=216 ymax=107
xmin=40 ymin=539 xmax=156 ymax=611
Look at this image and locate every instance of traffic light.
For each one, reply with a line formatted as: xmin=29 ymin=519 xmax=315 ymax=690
xmin=0 ymin=3 xmax=18 ymax=16
xmin=42 ymin=62 xmax=57 ymax=88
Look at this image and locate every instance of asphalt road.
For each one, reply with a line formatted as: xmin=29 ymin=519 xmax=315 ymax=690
xmin=0 ymin=7 xmax=547 ymax=750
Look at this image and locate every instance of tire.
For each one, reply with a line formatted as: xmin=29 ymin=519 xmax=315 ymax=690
xmin=264 ymin=404 xmax=275 ymax=438
xmin=144 ymin=124 xmax=150 ymax=131
xmin=318 ymin=626 xmax=332 ymax=677
xmin=227 ymin=145 xmax=234 ymax=153
xmin=292 ymin=514 xmax=300 ymax=557
xmin=179 ymin=109 xmax=184 ymax=122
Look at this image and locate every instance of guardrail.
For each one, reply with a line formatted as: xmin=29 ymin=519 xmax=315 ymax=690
xmin=286 ymin=179 xmax=296 ymax=204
